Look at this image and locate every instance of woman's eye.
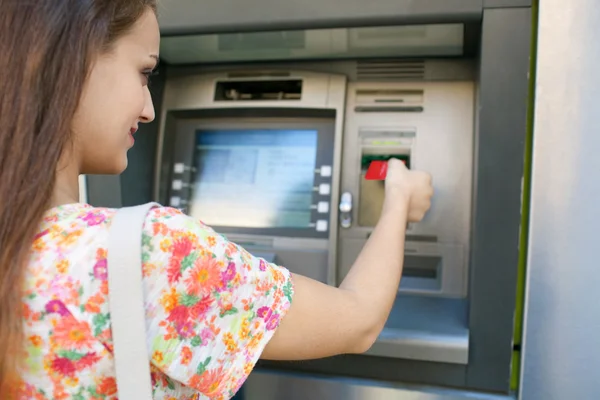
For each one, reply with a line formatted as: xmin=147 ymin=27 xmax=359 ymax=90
xmin=142 ymin=69 xmax=158 ymax=86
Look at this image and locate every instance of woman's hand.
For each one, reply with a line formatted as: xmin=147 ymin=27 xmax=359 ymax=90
xmin=384 ymin=158 xmax=433 ymax=222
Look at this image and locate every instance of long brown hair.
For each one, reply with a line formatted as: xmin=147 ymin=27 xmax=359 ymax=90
xmin=0 ymin=0 xmax=157 ymax=394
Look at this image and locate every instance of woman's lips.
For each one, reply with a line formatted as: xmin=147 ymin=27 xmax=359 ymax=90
xmin=129 ymin=128 xmax=137 ymax=144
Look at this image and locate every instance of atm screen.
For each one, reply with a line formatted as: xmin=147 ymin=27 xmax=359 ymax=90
xmin=189 ymin=129 xmax=318 ymax=229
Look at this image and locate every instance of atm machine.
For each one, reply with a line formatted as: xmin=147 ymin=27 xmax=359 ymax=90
xmin=84 ymin=1 xmax=533 ymax=398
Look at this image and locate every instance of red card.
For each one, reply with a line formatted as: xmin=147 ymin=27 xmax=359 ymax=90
xmin=365 ymin=160 xmax=388 ymax=180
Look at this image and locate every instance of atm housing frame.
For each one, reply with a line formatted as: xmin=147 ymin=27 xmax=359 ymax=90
xmin=85 ymin=0 xmax=532 ymax=395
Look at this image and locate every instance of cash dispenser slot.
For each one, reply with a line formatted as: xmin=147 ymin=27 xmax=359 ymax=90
xmin=403 ymin=254 xmax=440 ymax=279
xmin=366 ymin=295 xmax=469 ymax=364
xmin=338 ymin=238 xmax=469 ymax=364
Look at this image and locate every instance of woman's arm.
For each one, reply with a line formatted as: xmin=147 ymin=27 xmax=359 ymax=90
xmin=139 ymin=159 xmax=431 ymax=397
xmin=261 ymin=159 xmax=432 ymax=360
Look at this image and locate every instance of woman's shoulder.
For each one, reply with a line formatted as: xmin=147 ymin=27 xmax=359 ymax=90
xmin=42 ymin=202 xmax=211 ymax=231
xmin=41 ymin=203 xmax=117 ymax=232
xmin=34 ymin=203 xmax=217 ymax=262
xmin=39 ymin=202 xmax=239 ymax=262
xmin=38 ymin=201 xmax=292 ymax=297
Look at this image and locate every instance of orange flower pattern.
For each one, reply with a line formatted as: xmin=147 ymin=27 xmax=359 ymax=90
xmin=17 ymin=203 xmax=294 ymax=399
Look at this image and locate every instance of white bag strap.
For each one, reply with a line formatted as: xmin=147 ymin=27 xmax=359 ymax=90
xmin=107 ymin=202 xmax=160 ymax=400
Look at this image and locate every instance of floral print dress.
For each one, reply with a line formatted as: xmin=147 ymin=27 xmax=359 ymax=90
xmin=17 ymin=203 xmax=294 ymax=399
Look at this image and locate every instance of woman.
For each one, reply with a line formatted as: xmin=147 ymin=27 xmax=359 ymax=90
xmin=0 ymin=1 xmax=433 ymax=399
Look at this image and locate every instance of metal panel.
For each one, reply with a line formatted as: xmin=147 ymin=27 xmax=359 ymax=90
xmin=157 ymin=0 xmax=483 ymax=35
xmin=484 ymin=0 xmax=531 ymax=8
xmin=85 ymin=175 xmax=122 ymax=208
xmin=166 ymin=59 xmax=477 ymax=83
xmin=78 ymin=175 xmax=88 ymax=203
xmin=337 ymin=80 xmax=475 ymax=298
xmin=466 ymin=7 xmax=531 ymax=392
xmin=365 ymin=296 xmax=469 ymax=365
xmin=520 ymin=0 xmax=600 ymax=399
xmin=244 ymin=371 xmax=514 ymax=400
xmin=256 ymin=356 xmax=466 ymax=390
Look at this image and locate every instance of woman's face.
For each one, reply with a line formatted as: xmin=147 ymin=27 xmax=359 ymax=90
xmin=71 ymin=9 xmax=160 ymax=175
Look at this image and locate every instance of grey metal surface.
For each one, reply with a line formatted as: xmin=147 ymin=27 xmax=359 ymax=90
xmin=156 ymin=0 xmax=483 ymax=35
xmin=243 ymin=371 xmax=515 ymax=400
xmin=337 ymin=79 xmax=474 ymax=298
xmin=257 ymin=354 xmax=467 ymax=390
xmin=159 ymin=24 xmax=466 ymax=65
xmin=78 ymin=175 xmax=88 ymax=203
xmin=484 ymin=0 xmax=531 ymax=7
xmin=142 ymin=5 xmax=533 ymax=393
xmin=520 ymin=0 xmax=600 ymax=399
xmin=231 ymin=234 xmax=331 ymax=284
xmin=85 ymin=175 xmax=122 ymax=208
xmin=167 ymin=59 xmax=477 ymax=83
xmin=366 ymin=295 xmax=469 ymax=364
xmin=465 ymin=7 xmax=531 ymax=392
xmin=153 ymin=7 xmax=532 ymax=387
